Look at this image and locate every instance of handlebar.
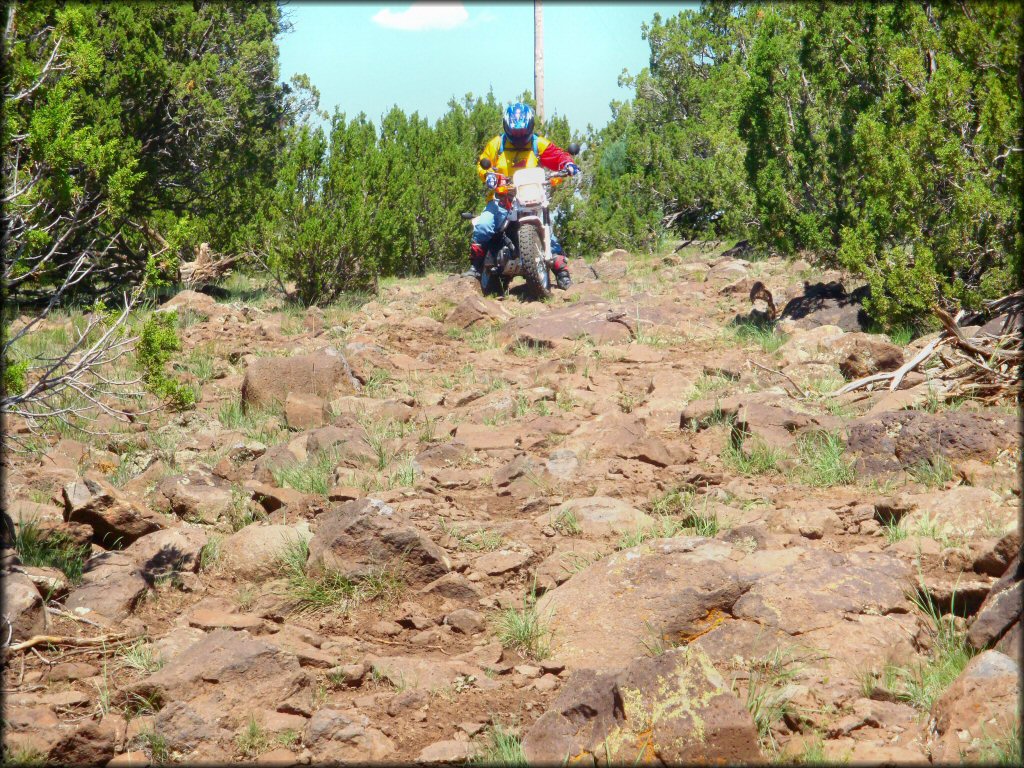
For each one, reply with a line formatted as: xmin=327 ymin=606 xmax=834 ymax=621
xmin=485 ymin=168 xmax=575 ymax=196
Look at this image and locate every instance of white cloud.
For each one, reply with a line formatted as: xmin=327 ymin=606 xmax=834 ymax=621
xmin=371 ymin=3 xmax=470 ymax=31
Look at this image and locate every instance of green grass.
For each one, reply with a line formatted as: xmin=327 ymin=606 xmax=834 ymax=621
xmin=791 ymin=734 xmax=828 ymax=764
xmin=14 ymin=518 xmax=91 ymax=585
xmin=727 ymin=319 xmax=788 ymax=353
xmin=117 ymin=639 xmax=164 ymax=673
xmin=492 ymin=590 xmax=551 ymax=660
xmin=977 ymin=722 xmax=1022 ymax=765
xmin=235 ymin=715 xmax=270 ymax=759
xmin=198 ymin=535 xmax=221 ymax=571
xmin=887 ymin=325 xmax=915 ymax=347
xmin=738 ymin=646 xmax=803 ymax=752
xmin=689 ymin=372 xmax=733 ymax=400
xmin=134 ymin=729 xmax=170 ymax=764
xmin=473 ymin=723 xmax=527 ymax=766
xmin=908 ymin=454 xmax=955 ymax=488
xmin=178 ymin=344 xmax=216 ymax=383
xmin=277 ymin=536 xmax=404 ymax=614
xmin=640 ymin=621 xmax=681 ymax=657
xmin=552 ymin=508 xmax=582 ymax=536
xmin=6 ymin=744 xmax=49 ymax=765
xmin=217 ymin=398 xmax=285 ymax=443
xmin=271 ymin=449 xmax=340 ymax=495
xmin=439 ymin=517 xmax=504 ymax=551
xmin=881 ymin=587 xmax=975 ymax=711
xmin=794 ymin=431 xmax=854 ymax=487
xmin=723 ymin=437 xmax=785 ymax=476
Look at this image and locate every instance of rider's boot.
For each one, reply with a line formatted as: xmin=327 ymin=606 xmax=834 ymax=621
xmin=463 ymin=243 xmax=486 ymax=280
xmin=552 ymin=252 xmax=572 ymax=290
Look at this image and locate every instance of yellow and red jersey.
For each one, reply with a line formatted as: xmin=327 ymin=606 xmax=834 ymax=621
xmin=477 ymin=134 xmax=574 ymax=200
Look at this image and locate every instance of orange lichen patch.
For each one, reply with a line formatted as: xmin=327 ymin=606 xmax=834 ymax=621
xmin=677 ymin=607 xmax=726 ymax=645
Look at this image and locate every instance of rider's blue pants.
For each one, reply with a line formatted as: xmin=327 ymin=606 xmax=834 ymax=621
xmin=472 ymin=200 xmax=563 ymax=255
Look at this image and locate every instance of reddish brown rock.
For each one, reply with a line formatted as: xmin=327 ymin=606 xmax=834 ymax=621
xmin=284 ymin=392 xmax=329 ymax=431
xmin=63 ymin=478 xmax=166 ymax=547
xmin=307 ymin=498 xmax=450 ymax=586
xmin=241 ymin=349 xmax=355 ymax=410
xmin=522 ymin=646 xmax=761 ymax=765
xmin=846 ymin=410 xmax=1019 ymax=474
xmin=832 ymin=332 xmax=904 ymax=379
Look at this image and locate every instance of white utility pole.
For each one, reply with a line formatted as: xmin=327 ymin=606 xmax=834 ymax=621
xmin=534 ymin=0 xmax=544 ymax=125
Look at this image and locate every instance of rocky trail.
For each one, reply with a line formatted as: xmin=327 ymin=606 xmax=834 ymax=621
xmin=3 ymin=245 xmax=1020 ymax=765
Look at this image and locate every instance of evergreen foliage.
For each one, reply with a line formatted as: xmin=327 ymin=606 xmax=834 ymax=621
xmin=569 ymin=2 xmax=1022 ymax=327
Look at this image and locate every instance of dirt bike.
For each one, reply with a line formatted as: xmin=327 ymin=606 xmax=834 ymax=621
xmin=461 ymin=144 xmax=579 ymax=299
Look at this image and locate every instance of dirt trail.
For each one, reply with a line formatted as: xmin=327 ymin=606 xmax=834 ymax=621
xmin=4 ymin=245 xmax=1020 ymax=764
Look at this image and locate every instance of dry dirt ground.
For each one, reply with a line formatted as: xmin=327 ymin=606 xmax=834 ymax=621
xmin=3 ymin=244 xmax=1021 ymax=765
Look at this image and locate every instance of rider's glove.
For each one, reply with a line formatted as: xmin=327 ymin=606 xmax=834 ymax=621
xmin=564 ymin=162 xmax=580 ymax=176
xmin=485 ymin=172 xmax=499 ymax=189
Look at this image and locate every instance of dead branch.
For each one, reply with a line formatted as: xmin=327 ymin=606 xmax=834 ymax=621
xmin=829 ymin=292 xmax=1022 ymax=403
xmin=6 ymin=633 xmax=130 ymax=653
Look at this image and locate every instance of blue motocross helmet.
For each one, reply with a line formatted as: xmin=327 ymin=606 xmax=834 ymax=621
xmin=503 ymin=102 xmax=535 ymax=148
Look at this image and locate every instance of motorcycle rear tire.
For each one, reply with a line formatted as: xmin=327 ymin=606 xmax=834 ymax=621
xmin=518 ymin=226 xmax=551 ymax=300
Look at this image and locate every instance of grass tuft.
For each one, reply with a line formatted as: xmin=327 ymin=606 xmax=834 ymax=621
xmin=14 ymin=518 xmax=91 ymax=585
xmin=473 ymin=723 xmax=527 ymax=766
xmin=492 ymin=589 xmax=551 ymax=660
xmin=723 ymin=436 xmax=785 ymax=476
xmin=794 ymin=431 xmax=854 ymax=487
xmin=909 ymin=454 xmax=955 ymax=488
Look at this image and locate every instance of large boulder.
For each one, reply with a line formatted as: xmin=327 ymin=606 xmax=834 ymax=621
xmin=536 ymin=537 xmax=747 ymax=671
xmin=968 ymin=556 xmax=1021 ymax=661
xmin=64 ymin=551 xmax=150 ymax=621
xmin=931 ymin=650 xmax=1019 ymax=762
xmin=304 ymin=708 xmax=395 ymax=762
xmin=219 ymin=523 xmax=313 ymax=579
xmin=158 ymin=470 xmax=237 ymax=524
xmin=123 ymin=527 xmax=209 ymax=578
xmin=777 ymin=281 xmax=870 ymax=332
xmin=306 ymin=498 xmax=450 ymax=586
xmin=3 ymin=570 xmax=47 ymax=640
xmin=522 ymin=646 xmax=761 ymax=765
xmin=131 ymin=629 xmax=316 ymax=728
xmin=241 ymin=348 xmax=355 ymax=410
xmin=62 ymin=478 xmax=166 ymax=547
xmin=846 ymin=410 xmax=1019 ymax=474
xmin=777 ymin=324 xmax=846 ymax=367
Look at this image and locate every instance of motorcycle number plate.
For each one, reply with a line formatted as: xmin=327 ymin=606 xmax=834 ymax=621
xmin=512 ymin=168 xmax=546 ymax=206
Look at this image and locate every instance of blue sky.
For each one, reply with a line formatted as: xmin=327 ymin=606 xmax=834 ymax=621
xmin=278 ymin=2 xmax=698 ymax=132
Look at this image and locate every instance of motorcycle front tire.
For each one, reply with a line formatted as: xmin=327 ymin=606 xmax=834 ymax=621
xmin=518 ymin=226 xmax=551 ymax=300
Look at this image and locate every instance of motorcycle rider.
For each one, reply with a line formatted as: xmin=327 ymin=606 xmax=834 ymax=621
xmin=467 ymin=102 xmax=579 ymax=290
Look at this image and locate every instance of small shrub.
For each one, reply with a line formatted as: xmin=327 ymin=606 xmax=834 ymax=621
xmin=136 ymin=311 xmax=195 ymax=410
